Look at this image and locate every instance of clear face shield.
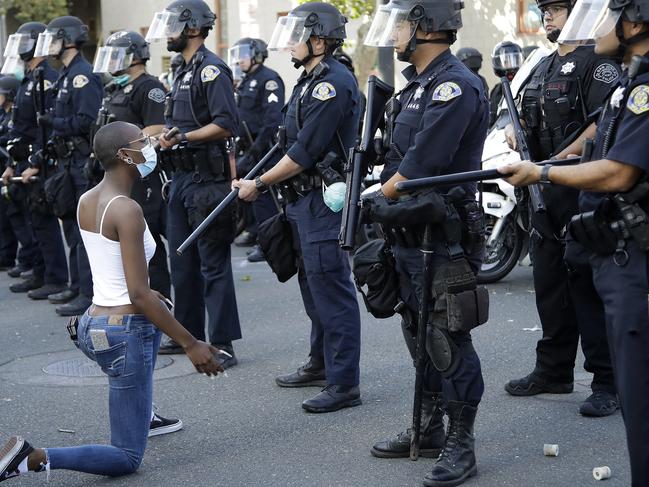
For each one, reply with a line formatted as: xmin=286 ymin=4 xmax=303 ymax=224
xmin=93 ymin=46 xmax=133 ymax=74
xmin=145 ymin=11 xmax=187 ymax=41
xmin=268 ymin=15 xmax=310 ymax=50
xmin=1 ymin=56 xmax=25 ymax=77
xmin=4 ymin=34 xmax=36 ymax=58
xmin=364 ymin=7 xmax=417 ymax=48
xmin=558 ymin=0 xmax=623 ymax=44
xmin=228 ymin=44 xmax=253 ymax=75
xmin=495 ymin=51 xmax=525 ymax=70
xmin=33 ymin=31 xmax=63 ymax=57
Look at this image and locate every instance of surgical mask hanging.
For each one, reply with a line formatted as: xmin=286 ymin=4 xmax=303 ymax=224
xmin=113 ymin=74 xmax=130 ymax=87
xmin=322 ymin=181 xmax=347 ymax=213
xmin=136 ymin=145 xmax=158 ymax=178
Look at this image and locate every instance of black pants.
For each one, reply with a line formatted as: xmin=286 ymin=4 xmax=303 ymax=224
xmin=530 ymin=232 xmax=615 ymax=391
xmin=0 ymin=195 xmax=17 ymax=266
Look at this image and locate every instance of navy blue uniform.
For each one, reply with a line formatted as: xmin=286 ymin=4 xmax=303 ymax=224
xmin=575 ymin=66 xmax=649 ymax=485
xmin=8 ymin=61 xmax=68 ymax=287
xmin=104 ymin=73 xmax=171 ymax=297
xmin=0 ymin=109 xmax=20 ymax=268
xmin=236 ymin=64 xmax=285 ymax=234
xmin=51 ymin=53 xmax=102 ymax=298
xmin=164 ymin=45 xmax=241 ymax=346
xmin=283 ymin=56 xmax=361 ymax=386
xmin=517 ymin=46 xmax=619 ymax=395
xmin=383 ymin=49 xmax=488 ymax=404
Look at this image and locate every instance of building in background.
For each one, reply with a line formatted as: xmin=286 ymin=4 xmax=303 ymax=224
xmin=1 ymin=0 xmax=547 ymax=92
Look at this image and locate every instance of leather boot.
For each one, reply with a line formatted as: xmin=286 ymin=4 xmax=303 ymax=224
xmin=423 ymin=401 xmax=478 ymax=487
xmin=371 ymin=392 xmax=446 ymax=459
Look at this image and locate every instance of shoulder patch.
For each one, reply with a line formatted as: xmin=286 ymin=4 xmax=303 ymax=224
xmin=43 ymin=80 xmax=53 ymax=91
xmin=148 ymin=87 xmax=166 ymax=103
xmin=268 ymin=93 xmax=279 ymax=104
xmin=72 ymin=74 xmax=88 ymax=88
xmin=201 ymin=65 xmax=220 ymax=83
xmin=265 ymin=80 xmax=279 ymax=91
xmin=432 ymin=82 xmax=462 ymax=102
xmin=594 ymin=63 xmax=619 ymax=84
xmin=627 ymin=85 xmax=649 ymax=115
xmin=312 ymin=81 xmax=336 ymax=101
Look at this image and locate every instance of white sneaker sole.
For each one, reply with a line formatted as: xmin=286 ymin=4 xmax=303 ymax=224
xmin=0 ymin=436 xmax=23 ymax=476
xmin=148 ymin=420 xmax=184 ymax=438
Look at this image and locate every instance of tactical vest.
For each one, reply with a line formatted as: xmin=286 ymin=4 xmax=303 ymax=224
xmin=521 ymin=48 xmax=593 ymax=160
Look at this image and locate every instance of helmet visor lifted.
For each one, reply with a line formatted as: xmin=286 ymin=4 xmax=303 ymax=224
xmin=93 ymin=46 xmax=133 ymax=73
xmin=145 ymin=11 xmax=187 ymax=41
xmin=558 ymin=0 xmax=622 ymax=44
xmin=268 ymin=15 xmax=310 ymax=50
xmin=4 ymin=33 xmax=36 ymax=58
xmin=364 ymin=6 xmax=417 ymax=47
xmin=33 ymin=31 xmax=63 ymax=57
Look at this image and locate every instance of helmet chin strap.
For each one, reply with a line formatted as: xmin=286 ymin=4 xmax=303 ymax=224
xmin=292 ymin=38 xmax=325 ymax=69
xmin=615 ymin=18 xmax=649 ymax=58
xmin=399 ymin=35 xmax=451 ymax=62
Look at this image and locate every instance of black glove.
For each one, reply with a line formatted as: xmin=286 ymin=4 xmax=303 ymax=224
xmin=7 ymin=138 xmax=31 ymax=161
xmin=37 ymin=113 xmax=53 ymax=129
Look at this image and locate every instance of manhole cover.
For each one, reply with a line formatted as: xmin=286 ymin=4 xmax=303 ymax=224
xmin=43 ymin=356 xmax=173 ymax=377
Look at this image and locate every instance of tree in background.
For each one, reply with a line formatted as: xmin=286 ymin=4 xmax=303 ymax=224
xmin=0 ymin=0 xmax=68 ymax=24
xmin=297 ymin=0 xmax=379 ymax=91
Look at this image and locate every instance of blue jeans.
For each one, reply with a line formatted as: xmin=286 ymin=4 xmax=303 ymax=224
xmin=46 ymin=312 xmax=161 ymax=477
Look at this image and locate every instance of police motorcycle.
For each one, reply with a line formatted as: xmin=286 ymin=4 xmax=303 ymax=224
xmin=477 ymin=46 xmax=551 ymax=283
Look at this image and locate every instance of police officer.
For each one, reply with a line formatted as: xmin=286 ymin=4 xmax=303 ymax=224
xmin=1 ymin=22 xmax=69 ymax=300
xmin=234 ymin=2 xmax=363 ymax=413
xmin=502 ymin=1 xmax=649 ymax=482
xmin=0 ymin=76 xmax=19 ymax=271
xmin=488 ymin=41 xmax=523 ymax=126
xmin=159 ymin=52 xmax=183 ymax=92
xmin=457 ymin=46 xmax=489 ymax=94
xmin=147 ymin=0 xmax=242 ymax=367
xmin=25 ymin=16 xmax=103 ymax=316
xmin=504 ymin=0 xmax=620 ymax=417
xmin=92 ymin=31 xmax=171 ymax=297
xmin=363 ymin=0 xmax=488 ymax=484
xmin=229 ymin=37 xmax=284 ymax=262
xmin=0 ymin=75 xmax=42 ymax=284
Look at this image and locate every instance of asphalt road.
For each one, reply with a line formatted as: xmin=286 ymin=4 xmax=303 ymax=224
xmin=0 ymin=247 xmax=630 ymax=487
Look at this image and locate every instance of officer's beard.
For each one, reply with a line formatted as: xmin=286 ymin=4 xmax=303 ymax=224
xmin=546 ymin=28 xmax=561 ymax=43
xmin=397 ymin=48 xmax=413 ymax=62
xmin=167 ymin=35 xmax=188 ymax=53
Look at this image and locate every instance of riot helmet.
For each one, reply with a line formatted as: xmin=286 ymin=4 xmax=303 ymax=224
xmin=34 ymin=16 xmax=89 ymax=58
xmin=456 ymin=47 xmax=482 ymax=71
xmin=229 ymin=38 xmax=268 ymax=74
xmin=491 ymin=41 xmax=523 ymax=78
xmin=146 ymin=0 xmax=216 ymax=52
xmin=94 ymin=31 xmax=151 ymax=74
xmin=0 ymin=76 xmax=20 ymax=102
xmin=4 ymin=22 xmax=47 ymax=63
xmin=268 ymin=2 xmax=347 ymax=68
xmin=536 ymin=0 xmax=577 ymax=42
xmin=364 ymin=0 xmax=464 ymax=62
xmin=333 ymin=49 xmax=355 ymax=74
xmin=522 ymin=44 xmax=540 ymax=59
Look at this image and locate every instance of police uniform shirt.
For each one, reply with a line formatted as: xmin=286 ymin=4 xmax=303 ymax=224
xmin=52 ymin=52 xmax=103 ymax=138
xmin=168 ymin=44 xmax=239 ymax=143
xmin=236 ymin=64 xmax=285 ymax=147
xmin=383 ymin=49 xmax=489 ymax=191
xmin=106 ymin=73 xmax=166 ymax=128
xmin=10 ymin=61 xmax=57 ymax=147
xmin=522 ymin=46 xmax=620 ymax=159
xmin=284 ymin=56 xmax=361 ymax=170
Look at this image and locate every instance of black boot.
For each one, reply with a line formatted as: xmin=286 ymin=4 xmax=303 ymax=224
xmin=371 ymin=392 xmax=446 ymax=459
xmin=423 ymin=401 xmax=478 ymax=487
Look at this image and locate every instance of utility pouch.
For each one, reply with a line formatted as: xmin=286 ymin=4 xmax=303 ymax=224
xmin=49 ymin=137 xmax=72 ymax=159
xmin=613 ymin=184 xmax=649 ymax=251
xmin=366 ymin=189 xmax=448 ymax=226
xmin=568 ymin=202 xmax=619 ymax=255
xmin=456 ymin=201 xmax=485 ymax=255
xmin=446 ymin=287 xmax=490 ymax=333
xmin=188 ymin=182 xmax=237 ymax=244
xmin=352 ymin=238 xmax=400 ymax=319
xmin=257 ymin=212 xmax=298 ymax=282
xmin=44 ymin=167 xmax=77 ymax=218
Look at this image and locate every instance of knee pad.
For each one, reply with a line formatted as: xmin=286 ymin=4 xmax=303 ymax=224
xmin=426 ymin=325 xmax=461 ymax=378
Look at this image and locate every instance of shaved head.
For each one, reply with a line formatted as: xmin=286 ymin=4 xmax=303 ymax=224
xmin=93 ymin=121 xmax=142 ymax=171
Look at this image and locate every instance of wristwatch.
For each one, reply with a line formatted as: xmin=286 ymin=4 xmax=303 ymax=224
xmin=540 ymin=164 xmax=553 ymax=184
xmin=254 ymin=176 xmax=268 ymax=193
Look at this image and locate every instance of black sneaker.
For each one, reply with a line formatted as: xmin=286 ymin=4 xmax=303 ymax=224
xmin=505 ymin=373 xmax=573 ymax=396
xmin=579 ymin=390 xmax=619 ymax=417
xmin=149 ymin=413 xmax=183 ymax=438
xmin=234 ymin=231 xmax=256 ymax=247
xmin=28 ymin=284 xmax=68 ymax=301
xmin=55 ymin=294 xmax=92 ymax=317
xmin=0 ymin=436 xmax=33 ymax=483
xmin=9 ymin=277 xmax=43 ymax=293
xmin=247 ymin=245 xmax=266 ymax=263
xmin=7 ymin=266 xmax=30 ymax=278
xmin=48 ymin=288 xmax=78 ymax=305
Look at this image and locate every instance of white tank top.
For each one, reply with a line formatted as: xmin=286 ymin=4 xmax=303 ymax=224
xmin=79 ymin=195 xmax=156 ymax=307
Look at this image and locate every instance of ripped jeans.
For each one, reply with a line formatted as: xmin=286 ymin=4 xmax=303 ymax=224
xmin=46 ymin=312 xmax=161 ymax=477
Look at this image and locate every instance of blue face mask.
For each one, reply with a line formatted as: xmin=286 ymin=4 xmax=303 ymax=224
xmin=113 ymin=74 xmax=130 ymax=87
xmin=135 ymin=145 xmax=158 ymax=178
xmin=322 ymin=181 xmax=347 ymax=213
xmin=13 ymin=66 xmax=25 ymax=82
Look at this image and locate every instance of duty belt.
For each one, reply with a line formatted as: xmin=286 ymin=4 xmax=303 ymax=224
xmin=159 ymin=147 xmax=226 ymax=181
xmin=278 ymin=173 xmax=322 ymax=203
